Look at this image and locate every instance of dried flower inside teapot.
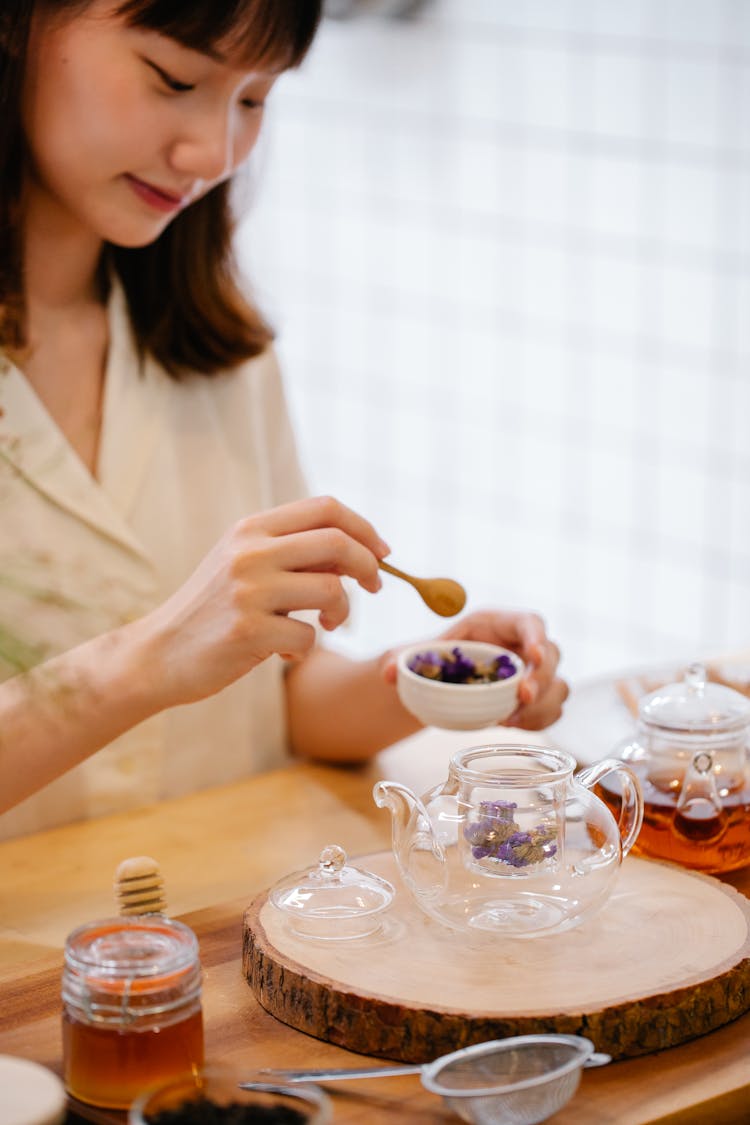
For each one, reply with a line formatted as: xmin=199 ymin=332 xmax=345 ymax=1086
xmin=464 ymin=801 xmax=557 ymax=868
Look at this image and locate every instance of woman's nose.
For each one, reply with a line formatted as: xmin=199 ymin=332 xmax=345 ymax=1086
xmin=169 ymin=106 xmax=242 ymax=184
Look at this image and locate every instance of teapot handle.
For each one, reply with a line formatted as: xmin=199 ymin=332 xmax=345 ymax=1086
xmin=575 ymin=758 xmax=644 ymax=858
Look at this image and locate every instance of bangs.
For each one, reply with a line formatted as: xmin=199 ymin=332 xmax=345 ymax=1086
xmin=115 ymin=0 xmax=322 ymax=70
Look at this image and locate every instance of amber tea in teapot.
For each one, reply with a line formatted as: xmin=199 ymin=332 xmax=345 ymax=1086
xmin=598 ymin=664 xmax=750 ymax=874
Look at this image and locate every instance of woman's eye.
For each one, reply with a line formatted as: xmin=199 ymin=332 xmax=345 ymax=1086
xmin=146 ymin=60 xmax=194 ymax=93
xmin=240 ymin=98 xmax=264 ymax=110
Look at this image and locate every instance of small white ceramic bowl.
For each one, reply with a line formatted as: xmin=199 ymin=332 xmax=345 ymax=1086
xmin=396 ymin=641 xmax=524 ymax=730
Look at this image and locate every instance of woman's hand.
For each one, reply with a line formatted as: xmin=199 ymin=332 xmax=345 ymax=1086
xmin=139 ymin=496 xmax=389 ymax=707
xmin=0 ymin=495 xmax=393 ymax=812
xmin=382 ymin=608 xmax=568 ymax=730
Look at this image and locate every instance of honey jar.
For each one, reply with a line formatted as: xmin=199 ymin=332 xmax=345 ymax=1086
xmin=61 ymin=915 xmax=204 ymax=1110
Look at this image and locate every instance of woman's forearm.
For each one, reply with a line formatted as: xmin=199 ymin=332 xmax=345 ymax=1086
xmin=284 ymin=646 xmax=422 ymax=763
xmin=0 ymin=619 xmax=162 ymax=812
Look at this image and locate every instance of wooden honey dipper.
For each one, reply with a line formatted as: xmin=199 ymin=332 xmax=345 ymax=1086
xmin=114 ymin=855 xmax=167 ymax=916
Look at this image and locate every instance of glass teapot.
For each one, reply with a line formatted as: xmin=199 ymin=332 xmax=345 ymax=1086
xmin=598 ymin=663 xmax=750 ymax=873
xmin=373 ymin=744 xmax=643 ymax=939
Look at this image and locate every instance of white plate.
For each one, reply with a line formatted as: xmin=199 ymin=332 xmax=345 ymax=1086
xmin=547 ymin=663 xmax=680 ymax=766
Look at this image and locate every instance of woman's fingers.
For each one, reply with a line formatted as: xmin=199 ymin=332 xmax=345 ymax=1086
xmin=506 ymin=676 xmax=570 ymax=730
xmin=253 ymin=496 xmax=390 ymax=559
xmin=440 ymin=608 xmax=545 ymax=648
xmin=517 ymin=638 xmax=560 ymax=706
xmin=143 ymin=495 xmax=392 ymax=705
xmin=266 ymin=614 xmax=319 ymax=660
xmin=270 ymin=527 xmax=382 ymax=594
xmin=267 ymin=571 xmax=352 ymax=632
xmin=439 ymin=609 xmax=559 ymax=694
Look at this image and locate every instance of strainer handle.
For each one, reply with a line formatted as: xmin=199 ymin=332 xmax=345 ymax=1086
xmin=241 ymin=1064 xmax=422 ymax=1084
xmin=576 ymin=758 xmax=644 ymax=857
xmin=584 ymin=1052 xmax=612 ymax=1067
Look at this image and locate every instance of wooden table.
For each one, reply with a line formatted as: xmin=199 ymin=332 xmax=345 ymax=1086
xmin=1 ymin=722 xmax=749 ymax=1125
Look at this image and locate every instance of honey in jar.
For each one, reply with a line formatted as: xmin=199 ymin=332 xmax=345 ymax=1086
xmin=62 ymin=915 xmax=204 ymax=1109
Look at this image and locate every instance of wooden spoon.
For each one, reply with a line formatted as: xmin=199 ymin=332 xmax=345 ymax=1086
xmin=379 ymin=560 xmax=467 ymax=617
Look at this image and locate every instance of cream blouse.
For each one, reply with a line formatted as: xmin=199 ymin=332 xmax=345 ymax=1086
xmin=0 ymin=284 xmax=308 ymax=839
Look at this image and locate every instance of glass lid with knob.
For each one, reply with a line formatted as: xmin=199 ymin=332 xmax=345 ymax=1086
xmin=639 ymin=663 xmax=750 ymax=735
xmin=270 ymin=844 xmax=394 ymax=941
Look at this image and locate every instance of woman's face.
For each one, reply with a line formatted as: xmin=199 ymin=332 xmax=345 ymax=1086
xmin=22 ymin=0 xmax=280 ymax=246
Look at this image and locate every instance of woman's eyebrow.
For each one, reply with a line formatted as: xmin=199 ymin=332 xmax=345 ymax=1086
xmin=178 ymin=41 xmax=280 ymax=73
xmin=200 ymin=44 xmax=227 ymax=63
xmin=164 ymin=40 xmax=225 ymax=64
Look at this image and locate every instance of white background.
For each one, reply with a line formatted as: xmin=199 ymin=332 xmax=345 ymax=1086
xmin=237 ymin=0 xmax=749 ymax=683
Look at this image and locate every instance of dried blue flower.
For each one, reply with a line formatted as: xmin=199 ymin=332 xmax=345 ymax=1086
xmin=493 ymin=653 xmax=517 ymax=681
xmin=408 ymin=646 xmax=519 ymax=685
xmin=464 ymin=800 xmax=556 ymax=868
xmin=497 ymin=841 xmax=528 ymax=867
xmin=439 ymin=646 xmax=475 ymax=683
xmin=483 ymin=800 xmax=517 ymax=816
xmin=407 ymin=651 xmax=444 ymax=679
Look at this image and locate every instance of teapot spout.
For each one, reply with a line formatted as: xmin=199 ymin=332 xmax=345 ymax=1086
xmin=373 ymin=781 xmax=446 ymax=900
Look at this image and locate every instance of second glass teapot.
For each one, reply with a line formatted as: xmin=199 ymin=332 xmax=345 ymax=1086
xmin=374 ymin=744 xmax=642 ymax=939
xmin=599 ymin=663 xmax=750 ymax=873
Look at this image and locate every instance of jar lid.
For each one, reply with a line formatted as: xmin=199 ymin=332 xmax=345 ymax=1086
xmin=270 ymin=845 xmax=394 ymax=940
xmin=62 ymin=916 xmax=202 ymax=1019
xmin=64 ymin=916 xmax=198 ymax=985
xmin=0 ymin=1056 xmax=66 ymax=1125
xmin=640 ymin=663 xmax=750 ymax=734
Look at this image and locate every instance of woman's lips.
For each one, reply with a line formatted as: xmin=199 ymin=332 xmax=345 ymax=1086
xmin=124 ymin=174 xmax=187 ymax=213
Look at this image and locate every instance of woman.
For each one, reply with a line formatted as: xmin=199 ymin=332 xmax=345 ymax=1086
xmin=0 ymin=0 xmax=568 ymax=837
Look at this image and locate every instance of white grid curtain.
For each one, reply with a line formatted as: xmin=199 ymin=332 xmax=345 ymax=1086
xmin=237 ymin=0 xmax=750 ymax=681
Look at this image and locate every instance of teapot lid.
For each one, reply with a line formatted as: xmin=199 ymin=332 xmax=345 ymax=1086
xmin=640 ymin=663 xmax=750 ymax=734
xmin=269 ymin=845 xmax=394 ymax=936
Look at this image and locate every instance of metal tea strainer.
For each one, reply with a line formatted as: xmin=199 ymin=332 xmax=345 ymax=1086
xmin=420 ymin=1035 xmax=609 ymax=1124
xmin=241 ymin=1034 xmax=610 ymax=1125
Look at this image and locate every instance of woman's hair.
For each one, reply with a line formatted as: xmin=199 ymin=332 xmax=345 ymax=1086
xmin=0 ymin=0 xmax=322 ymax=377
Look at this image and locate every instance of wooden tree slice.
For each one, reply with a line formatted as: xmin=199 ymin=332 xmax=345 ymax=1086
xmin=243 ymin=853 xmax=750 ymax=1062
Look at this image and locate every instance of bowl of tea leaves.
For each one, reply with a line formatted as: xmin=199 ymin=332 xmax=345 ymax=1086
xmin=396 ymin=641 xmax=523 ymax=730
